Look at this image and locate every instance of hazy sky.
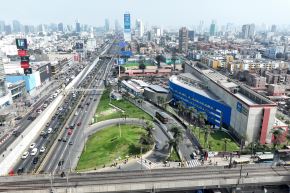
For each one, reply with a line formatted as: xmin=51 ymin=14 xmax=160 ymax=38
xmin=1 ymin=0 xmax=290 ymax=27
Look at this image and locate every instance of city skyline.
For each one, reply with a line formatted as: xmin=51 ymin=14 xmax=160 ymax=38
xmin=0 ymin=0 xmax=290 ymax=28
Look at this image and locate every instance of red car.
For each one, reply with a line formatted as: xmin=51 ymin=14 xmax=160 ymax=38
xmin=67 ymin=129 xmax=73 ymax=135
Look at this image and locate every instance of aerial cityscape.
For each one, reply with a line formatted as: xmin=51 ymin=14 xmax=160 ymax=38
xmin=0 ymin=0 xmax=289 ymax=193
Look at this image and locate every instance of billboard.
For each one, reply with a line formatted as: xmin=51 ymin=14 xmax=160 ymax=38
xmin=18 ymin=50 xmax=28 ymax=57
xmin=16 ymin=39 xmax=28 ymax=50
xmin=124 ymin=14 xmax=131 ymax=32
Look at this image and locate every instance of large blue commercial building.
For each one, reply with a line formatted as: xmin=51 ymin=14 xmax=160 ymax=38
xmin=6 ymin=74 xmax=37 ymax=93
xmin=169 ymin=74 xmax=231 ymax=128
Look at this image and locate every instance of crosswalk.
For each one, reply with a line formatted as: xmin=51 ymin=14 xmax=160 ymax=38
xmin=187 ymin=159 xmax=201 ymax=167
xmin=137 ymin=159 xmax=157 ymax=169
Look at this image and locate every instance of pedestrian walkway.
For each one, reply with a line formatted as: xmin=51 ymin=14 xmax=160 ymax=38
xmin=137 ymin=158 xmax=157 ymax=169
xmin=187 ymin=159 xmax=201 ymax=167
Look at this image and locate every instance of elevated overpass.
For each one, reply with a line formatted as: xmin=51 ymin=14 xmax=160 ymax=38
xmin=0 ymin=166 xmax=289 ymax=193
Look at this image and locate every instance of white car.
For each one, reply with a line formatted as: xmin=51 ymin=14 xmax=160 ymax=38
xmin=30 ymin=148 xmax=38 ymax=156
xmin=29 ymin=143 xmax=36 ymax=149
xmin=47 ymin=128 xmax=52 ymax=134
xmin=39 ymin=146 xmax=46 ymax=153
xmin=21 ymin=151 xmax=29 ymax=159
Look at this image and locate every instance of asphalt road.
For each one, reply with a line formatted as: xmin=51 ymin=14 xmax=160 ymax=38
xmin=0 ymin=61 xmax=81 ymax=157
xmin=12 ymin=61 xmax=91 ymax=173
xmin=40 ymin=56 xmax=113 ymax=174
xmin=129 ymin=99 xmax=199 ymax=163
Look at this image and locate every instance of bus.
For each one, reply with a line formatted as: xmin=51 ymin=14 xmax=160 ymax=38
xmin=155 ymin=111 xmax=168 ymax=124
xmin=256 ymin=154 xmax=274 ymax=163
xmin=233 ymin=157 xmax=250 ymax=165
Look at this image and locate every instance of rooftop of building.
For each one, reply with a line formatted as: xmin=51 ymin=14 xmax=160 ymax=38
xmin=187 ymin=62 xmax=276 ymax=106
xmin=170 ymin=75 xmax=222 ymax=102
xmin=147 ymin=85 xmax=169 ymax=93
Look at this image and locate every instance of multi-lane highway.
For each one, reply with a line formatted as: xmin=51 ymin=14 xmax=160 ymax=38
xmin=0 ymin=60 xmax=82 ymax=156
xmin=11 ymin=40 xmax=116 ymax=175
xmin=41 ymin=58 xmax=113 ymax=174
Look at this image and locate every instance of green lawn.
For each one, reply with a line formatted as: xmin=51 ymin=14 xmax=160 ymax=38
xmin=167 ymin=148 xmax=181 ymax=162
xmin=191 ymin=126 xmax=239 ymax=152
xmin=94 ymin=90 xmax=151 ymax=122
xmin=77 ymin=125 xmax=146 ymax=171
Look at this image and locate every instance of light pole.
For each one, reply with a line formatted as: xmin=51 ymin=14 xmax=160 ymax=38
xmin=140 ymin=146 xmax=143 ymax=170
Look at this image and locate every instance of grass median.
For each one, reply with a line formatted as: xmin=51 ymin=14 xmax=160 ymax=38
xmin=76 ymin=124 xmax=148 ymax=171
xmin=94 ymin=89 xmax=151 ymax=122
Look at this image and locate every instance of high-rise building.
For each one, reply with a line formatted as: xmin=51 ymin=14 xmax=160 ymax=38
xmin=209 ymin=21 xmax=216 ymax=36
xmin=248 ymin=24 xmax=255 ymax=38
xmin=271 ymin=24 xmax=277 ymax=33
xmin=135 ymin=19 xmax=144 ymax=38
xmin=179 ymin=27 xmax=188 ymax=53
xmin=188 ymin=30 xmax=195 ymax=41
xmin=24 ymin=25 xmax=30 ymax=34
xmin=114 ymin=20 xmax=120 ymax=32
xmin=12 ymin=20 xmax=21 ymax=33
xmin=4 ymin=25 xmax=12 ymax=35
xmin=58 ymin=23 xmax=64 ymax=32
xmin=76 ymin=20 xmax=81 ymax=33
xmin=0 ymin=21 xmax=5 ymax=33
xmin=105 ymin=19 xmax=110 ymax=32
xmin=0 ymin=57 xmax=7 ymax=98
xmin=123 ymin=13 xmax=131 ymax=42
xmin=242 ymin=24 xmax=255 ymax=39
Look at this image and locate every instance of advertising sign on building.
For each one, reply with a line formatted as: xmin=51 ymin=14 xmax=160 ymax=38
xmin=124 ymin=14 xmax=131 ymax=32
xmin=16 ymin=38 xmax=28 ymax=50
xmin=18 ymin=50 xmax=28 ymax=57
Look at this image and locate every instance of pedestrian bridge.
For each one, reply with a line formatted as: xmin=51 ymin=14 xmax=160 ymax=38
xmin=1 ymin=165 xmax=289 ymax=193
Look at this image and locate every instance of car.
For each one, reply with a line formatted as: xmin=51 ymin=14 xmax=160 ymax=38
xmin=29 ymin=143 xmax=36 ymax=149
xmin=39 ymin=146 xmax=46 ymax=153
xmin=21 ymin=151 xmax=29 ymax=159
xmin=17 ymin=167 xmax=24 ymax=175
xmin=15 ymin=116 xmax=22 ymax=121
xmin=46 ymin=122 xmax=50 ymax=127
xmin=74 ymin=111 xmax=78 ymax=116
xmin=36 ymin=109 xmax=42 ymax=114
xmin=40 ymin=130 xmax=46 ymax=136
xmin=86 ymin=102 xmax=90 ymax=105
xmin=30 ymin=148 xmax=38 ymax=156
xmin=77 ymin=122 xmax=81 ymax=126
xmin=43 ymin=104 xmax=48 ymax=108
xmin=67 ymin=129 xmax=73 ymax=135
xmin=62 ymin=138 xmax=67 ymax=142
xmin=69 ymin=141 xmax=73 ymax=145
xmin=27 ymin=116 xmax=33 ymax=120
xmin=32 ymin=157 xmax=39 ymax=164
xmin=47 ymin=127 xmax=52 ymax=134
xmin=58 ymin=138 xmax=62 ymax=141
xmin=190 ymin=152 xmax=197 ymax=159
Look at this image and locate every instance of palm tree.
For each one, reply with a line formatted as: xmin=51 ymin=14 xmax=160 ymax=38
xmin=171 ymin=126 xmax=183 ymax=142
xmin=188 ymin=107 xmax=197 ymax=125
xmin=271 ymin=128 xmax=284 ymax=149
xmin=223 ymin=138 xmax=231 ymax=152
xmin=204 ymin=125 xmax=212 ymax=148
xmin=145 ymin=121 xmax=154 ymax=137
xmin=198 ymin=112 xmax=206 ymax=139
xmin=167 ymin=139 xmax=177 ymax=153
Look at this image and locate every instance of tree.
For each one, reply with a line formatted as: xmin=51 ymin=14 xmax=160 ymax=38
xmin=167 ymin=139 xmax=177 ymax=153
xmin=198 ymin=112 xmax=207 ymax=127
xmin=156 ymin=55 xmax=162 ymax=68
xmin=271 ymin=128 xmax=284 ymax=149
xmin=188 ymin=107 xmax=197 ymax=125
xmin=204 ymin=125 xmax=213 ymax=148
xmin=171 ymin=126 xmax=183 ymax=143
xmin=145 ymin=121 xmax=154 ymax=137
xmin=223 ymin=138 xmax=231 ymax=152
xmin=176 ymin=101 xmax=186 ymax=117
xmin=138 ymin=57 xmax=146 ymax=70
